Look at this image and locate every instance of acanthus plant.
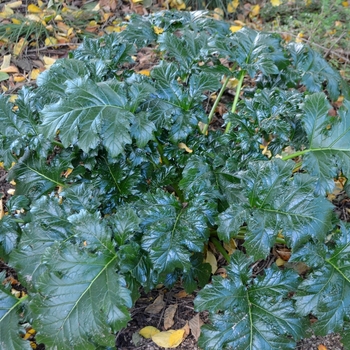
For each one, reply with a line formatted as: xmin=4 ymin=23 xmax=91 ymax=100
xmin=0 ymin=10 xmax=350 ymax=350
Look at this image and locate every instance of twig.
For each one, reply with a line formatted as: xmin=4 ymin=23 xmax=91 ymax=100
xmin=324 ymin=31 xmax=347 ymax=59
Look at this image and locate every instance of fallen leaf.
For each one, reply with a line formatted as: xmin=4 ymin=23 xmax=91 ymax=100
xmin=153 ymin=26 xmax=164 ymax=34
xmin=0 ymin=72 xmax=9 ymax=82
xmin=7 ymin=1 xmax=23 ymax=9
xmin=1 ymin=54 xmax=12 ymax=71
xmin=205 ymin=250 xmax=217 ymax=274
xmin=213 ymin=8 xmax=224 ymax=20
xmin=296 ymin=32 xmax=304 ymax=43
xmin=189 ymin=314 xmax=203 ymax=341
xmin=13 ymin=75 xmax=26 ymax=82
xmin=0 ymin=199 xmax=4 ymax=220
xmin=152 ymin=329 xmax=185 ymax=348
xmin=30 ymin=69 xmax=41 ymax=80
xmin=275 ymin=257 xmax=286 ymax=267
xmin=164 ymin=304 xmax=178 ymax=330
xmin=318 ymin=345 xmax=327 ymax=350
xmin=174 ymin=290 xmax=188 ymax=298
xmin=0 ymin=5 xmax=14 ymax=18
xmin=178 ymin=143 xmax=193 ymax=153
xmin=139 ymin=326 xmax=160 ymax=338
xmin=271 ymin=0 xmax=282 ymax=6
xmin=223 ymin=238 xmax=236 ymax=255
xmin=145 ymin=294 xmax=166 ymax=314
xmin=182 ymin=321 xmax=190 ymax=338
xmin=249 ymin=4 xmax=260 ymax=17
xmin=138 ymin=69 xmax=151 ymax=76
xmin=45 ymin=36 xmax=58 ymax=46
xmin=227 ymin=0 xmax=239 ymax=13
xmin=42 ymin=56 xmax=56 ymax=69
xmin=28 ymin=4 xmax=42 ymax=13
xmin=230 ymin=25 xmax=243 ymax=33
xmin=13 ymin=38 xmax=28 ymax=56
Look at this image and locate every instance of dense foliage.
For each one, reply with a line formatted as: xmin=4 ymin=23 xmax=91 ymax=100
xmin=1 ymin=10 xmax=350 ymax=349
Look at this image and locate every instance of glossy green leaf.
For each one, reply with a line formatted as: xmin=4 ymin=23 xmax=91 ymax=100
xmin=195 ymin=251 xmax=305 ymax=350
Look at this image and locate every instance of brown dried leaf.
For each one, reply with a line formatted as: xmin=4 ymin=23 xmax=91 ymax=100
xmin=174 ymin=290 xmax=188 ymax=298
xmin=145 ymin=294 xmax=165 ymax=314
xmin=182 ymin=321 xmax=190 ymax=338
xmin=164 ymin=304 xmax=177 ymax=330
xmin=188 ymin=313 xmax=203 ymax=341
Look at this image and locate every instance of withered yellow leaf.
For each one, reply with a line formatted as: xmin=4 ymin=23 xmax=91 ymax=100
xmin=275 ymin=257 xmax=286 ymax=267
xmin=178 ymin=143 xmax=193 ymax=153
xmin=318 ymin=345 xmax=327 ymax=350
xmin=1 ymin=55 xmax=11 ymax=71
xmin=296 ymin=32 xmax=304 ymax=43
xmin=45 ymin=36 xmax=58 ymax=46
xmin=227 ymin=0 xmax=239 ymax=13
xmin=205 ymin=250 xmax=217 ymax=274
xmin=13 ymin=38 xmax=28 ymax=56
xmin=138 ymin=69 xmax=151 ymax=76
xmin=342 ymin=1 xmax=349 ymax=6
xmin=7 ymin=1 xmax=22 ymax=9
xmin=249 ymin=4 xmax=260 ymax=17
xmin=0 ymin=5 xmax=14 ymax=18
xmin=30 ymin=68 xmax=41 ymax=80
xmin=28 ymin=4 xmax=42 ymax=13
xmin=213 ymin=7 xmax=224 ymax=20
xmin=153 ymin=26 xmax=164 ymax=34
xmin=139 ymin=326 xmax=160 ymax=339
xmin=270 ymin=0 xmax=282 ymax=6
xmin=13 ymin=75 xmax=26 ymax=82
xmin=152 ymin=329 xmax=185 ymax=348
xmin=11 ymin=18 xmax=21 ymax=24
xmin=0 ymin=199 xmax=4 ymax=220
xmin=230 ymin=25 xmax=242 ymax=33
xmin=43 ymin=56 xmax=56 ymax=69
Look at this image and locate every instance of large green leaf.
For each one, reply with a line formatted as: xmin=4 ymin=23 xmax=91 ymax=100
xmin=10 ymin=196 xmax=73 ymax=288
xmin=194 ymin=251 xmax=305 ymax=350
xmin=138 ymin=190 xmax=215 ymax=274
xmin=218 ymin=159 xmax=333 ymax=259
xmin=29 ymin=211 xmax=132 ymax=349
xmin=40 ymin=78 xmax=134 ymax=157
xmin=0 ymin=284 xmax=31 ymax=350
xmin=300 ymin=93 xmax=350 ymax=195
xmin=294 ymin=224 xmax=350 ymax=336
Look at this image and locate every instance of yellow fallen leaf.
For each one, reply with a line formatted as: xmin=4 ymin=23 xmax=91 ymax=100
xmin=275 ymin=257 xmax=286 ymax=266
xmin=139 ymin=326 xmax=160 ymax=339
xmin=11 ymin=18 xmax=21 ymax=24
xmin=25 ymin=14 xmax=41 ymax=22
xmin=153 ymin=26 xmax=164 ymax=34
xmin=152 ymin=329 xmax=185 ymax=348
xmin=305 ymin=0 xmax=312 ymax=5
xmin=43 ymin=56 xmax=56 ymax=69
xmin=28 ymin=4 xmax=42 ymax=13
xmin=54 ymin=14 xmax=63 ymax=21
xmin=0 ymin=199 xmax=4 ymax=220
xmin=13 ymin=38 xmax=28 ymax=56
xmin=223 ymin=238 xmax=237 ymax=255
xmin=0 ymin=5 xmax=14 ymax=18
xmin=342 ymin=1 xmax=349 ymax=6
xmin=7 ymin=1 xmax=22 ymax=9
xmin=9 ymin=95 xmax=18 ymax=103
xmin=271 ymin=0 xmax=282 ymax=6
xmin=13 ymin=75 xmax=26 ymax=82
xmin=30 ymin=68 xmax=41 ymax=80
xmin=45 ymin=36 xmax=58 ymax=46
xmin=318 ymin=345 xmax=327 ymax=350
xmin=205 ymin=250 xmax=217 ymax=274
xmin=296 ymin=32 xmax=304 ymax=43
xmin=8 ymin=189 xmax=15 ymax=195
xmin=230 ymin=25 xmax=242 ymax=33
xmin=250 ymin=4 xmax=260 ymax=17
xmin=138 ymin=69 xmax=151 ymax=76
xmin=213 ymin=8 xmax=224 ymax=20
xmin=0 ymin=162 xmax=3 ymax=168
xmin=178 ymin=143 xmax=193 ymax=153
xmin=227 ymin=0 xmax=239 ymax=13
xmin=1 ymin=55 xmax=11 ymax=71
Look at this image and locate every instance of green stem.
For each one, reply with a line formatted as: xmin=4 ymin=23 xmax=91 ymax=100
xmin=155 ymin=139 xmax=170 ymax=166
xmin=225 ymin=69 xmax=246 ymax=134
xmin=210 ymin=237 xmax=231 ymax=263
xmin=202 ymin=76 xmax=231 ymax=135
xmin=281 ymin=149 xmax=311 ymax=161
xmin=52 ymin=140 xmax=64 ymax=148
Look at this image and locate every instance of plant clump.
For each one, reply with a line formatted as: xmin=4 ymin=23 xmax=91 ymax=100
xmin=0 ymin=10 xmax=350 ymax=350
